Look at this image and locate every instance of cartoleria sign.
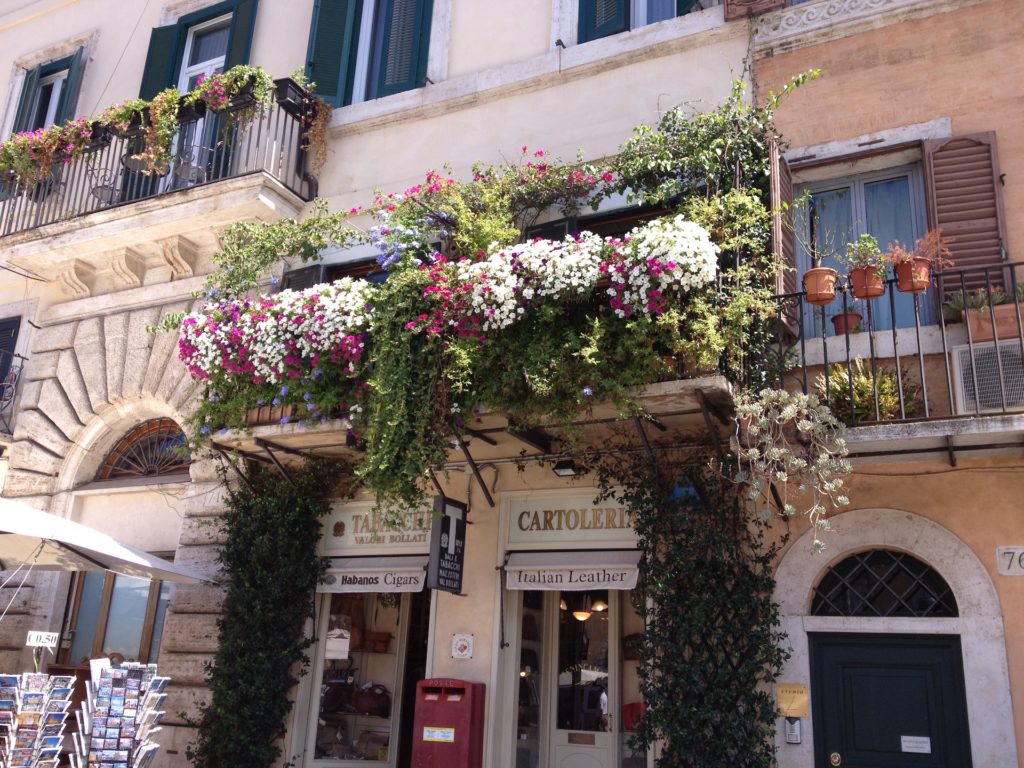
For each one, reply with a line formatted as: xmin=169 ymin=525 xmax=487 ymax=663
xmin=505 ymin=490 xmax=638 ymax=549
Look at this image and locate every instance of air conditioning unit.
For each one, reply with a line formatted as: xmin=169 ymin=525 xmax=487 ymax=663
xmin=951 ymin=341 xmax=1024 ymax=414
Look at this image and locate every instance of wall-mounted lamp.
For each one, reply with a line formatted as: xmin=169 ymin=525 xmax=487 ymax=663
xmin=553 ymin=459 xmax=585 ymax=477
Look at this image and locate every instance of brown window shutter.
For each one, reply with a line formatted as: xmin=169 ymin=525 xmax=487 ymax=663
xmin=770 ymin=137 xmax=796 ymax=297
xmin=724 ymin=0 xmax=785 ymax=22
xmin=924 ymin=132 xmax=1007 ymax=291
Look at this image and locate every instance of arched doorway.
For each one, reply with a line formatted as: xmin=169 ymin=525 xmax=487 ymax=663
xmin=773 ymin=508 xmax=1017 ymax=768
xmin=808 ymin=550 xmax=969 ymax=767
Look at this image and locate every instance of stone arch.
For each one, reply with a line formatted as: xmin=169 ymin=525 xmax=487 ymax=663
xmin=3 ymin=301 xmax=197 ymax=510
xmin=773 ymin=507 xmax=1017 ymax=767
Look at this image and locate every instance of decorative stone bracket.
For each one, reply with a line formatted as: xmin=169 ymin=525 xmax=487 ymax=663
xmin=57 ymin=260 xmax=96 ymax=298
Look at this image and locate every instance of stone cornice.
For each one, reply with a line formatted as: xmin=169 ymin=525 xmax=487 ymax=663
xmin=754 ymin=0 xmax=989 ymax=55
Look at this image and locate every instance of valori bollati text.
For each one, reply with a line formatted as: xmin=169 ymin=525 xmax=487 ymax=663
xmin=517 ymin=507 xmax=633 ymax=532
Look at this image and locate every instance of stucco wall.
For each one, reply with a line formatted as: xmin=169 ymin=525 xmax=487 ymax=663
xmin=775 ymin=455 xmax=1024 ymax=761
xmin=753 ymin=0 xmax=1023 ymax=259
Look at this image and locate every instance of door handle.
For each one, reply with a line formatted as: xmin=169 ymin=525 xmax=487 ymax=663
xmin=829 ymin=752 xmax=842 ymax=767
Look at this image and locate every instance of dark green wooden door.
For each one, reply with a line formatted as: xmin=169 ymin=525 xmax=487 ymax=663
xmin=810 ymin=634 xmax=972 ymax=768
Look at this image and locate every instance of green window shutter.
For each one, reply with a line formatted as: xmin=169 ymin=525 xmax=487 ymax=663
xmin=373 ymin=0 xmax=434 ymax=99
xmin=0 ymin=316 xmax=20 ymax=385
xmin=12 ymin=65 xmax=41 ymax=133
xmin=306 ymin=0 xmax=362 ymax=107
xmin=225 ymin=0 xmax=259 ymax=68
xmin=139 ymin=25 xmax=181 ymax=99
xmin=578 ymin=0 xmax=629 ymax=44
xmin=55 ymin=47 xmax=85 ymax=124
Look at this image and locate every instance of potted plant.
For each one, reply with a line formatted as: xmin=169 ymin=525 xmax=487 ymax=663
xmin=839 ymin=233 xmax=885 ymax=299
xmin=885 ymin=229 xmax=953 ymax=293
xmin=804 ymin=263 xmax=838 ymax=306
xmin=945 ymin=285 xmax=1024 ymax=341
xmin=830 ymin=310 xmax=862 ymax=336
xmin=816 ymin=358 xmax=921 ymax=424
xmin=100 ymin=99 xmax=148 ymax=138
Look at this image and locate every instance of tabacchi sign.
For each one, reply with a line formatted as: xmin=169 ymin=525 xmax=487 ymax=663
xmin=323 ymin=503 xmax=431 ymax=555
xmin=506 ymin=493 xmax=638 ymax=548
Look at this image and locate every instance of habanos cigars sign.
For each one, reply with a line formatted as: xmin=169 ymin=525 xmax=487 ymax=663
xmin=322 ymin=501 xmax=431 ymax=556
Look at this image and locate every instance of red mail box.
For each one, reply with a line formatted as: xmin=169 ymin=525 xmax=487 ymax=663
xmin=411 ymin=678 xmax=485 ymax=768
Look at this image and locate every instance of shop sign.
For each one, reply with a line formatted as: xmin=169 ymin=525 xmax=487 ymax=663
xmin=321 ymin=565 xmax=426 ymax=593
xmin=322 ymin=502 xmax=431 ymax=556
xmin=506 ymin=491 xmax=638 ymax=549
xmin=427 ymin=496 xmax=467 ymax=595
xmin=504 ymin=550 xmax=641 ymax=591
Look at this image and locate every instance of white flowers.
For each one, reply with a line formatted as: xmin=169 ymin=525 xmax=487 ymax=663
xmin=457 ymin=216 xmax=718 ymax=329
xmin=734 ymin=388 xmax=852 ymax=552
xmin=179 ymin=278 xmax=375 ymax=384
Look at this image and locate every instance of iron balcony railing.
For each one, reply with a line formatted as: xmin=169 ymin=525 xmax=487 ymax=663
xmin=771 ymin=262 xmax=1024 ymax=427
xmin=0 ymin=78 xmax=316 ymax=237
xmin=0 ymin=350 xmax=25 ymax=435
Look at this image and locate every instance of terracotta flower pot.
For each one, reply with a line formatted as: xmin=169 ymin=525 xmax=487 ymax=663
xmin=803 ymin=267 xmax=838 ymax=306
xmin=894 ymin=257 xmax=931 ymax=293
xmin=849 ymin=266 xmax=885 ymax=299
xmin=831 ymin=311 xmax=862 ymax=336
xmin=966 ymin=303 xmax=1023 ymax=342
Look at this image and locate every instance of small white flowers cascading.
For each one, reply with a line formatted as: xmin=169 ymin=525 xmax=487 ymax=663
xmin=177 ymin=215 xmax=718 ymax=381
xmin=178 ymin=277 xmax=376 ymax=385
xmin=457 ymin=215 xmax=719 ymax=330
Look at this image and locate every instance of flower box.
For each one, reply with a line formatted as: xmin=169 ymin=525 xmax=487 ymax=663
xmin=177 ymin=99 xmax=207 ymax=124
xmin=274 ymin=78 xmax=307 ymax=118
xmin=965 ymin=303 xmax=1024 ymax=342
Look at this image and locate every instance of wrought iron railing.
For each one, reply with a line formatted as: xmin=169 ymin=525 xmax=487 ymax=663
xmin=771 ymin=262 xmax=1024 ymax=426
xmin=0 ymin=79 xmax=316 ymax=237
xmin=0 ymin=350 xmax=25 ymax=435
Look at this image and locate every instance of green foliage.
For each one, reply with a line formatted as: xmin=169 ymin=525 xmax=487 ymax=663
xmin=604 ymin=72 xmax=818 ymax=207
xmin=357 ymin=266 xmax=450 ymax=511
xmin=839 ymin=233 xmax=883 ymax=270
xmin=596 ymin=456 xmax=788 ymax=768
xmin=188 ymin=459 xmax=342 ymax=768
xmin=817 ymin=358 xmax=921 ymax=423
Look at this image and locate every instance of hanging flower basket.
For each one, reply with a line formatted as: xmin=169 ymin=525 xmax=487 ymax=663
xmin=894 ymin=257 xmax=931 ymax=293
xmin=177 ymin=98 xmax=207 ymax=124
xmin=848 ymin=266 xmax=885 ymax=299
xmin=803 ymin=267 xmax=838 ymax=306
xmin=830 ymin=311 xmax=862 ymax=336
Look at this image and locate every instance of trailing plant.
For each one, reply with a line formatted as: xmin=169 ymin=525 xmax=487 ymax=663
xmin=185 ymin=64 xmax=276 ymax=114
xmin=0 ymin=117 xmax=96 ymax=184
xmin=596 ymin=454 xmax=788 ymax=768
xmin=99 ymin=98 xmax=148 ymax=134
xmin=188 ymin=457 xmax=346 ymax=768
xmin=816 ymin=358 xmax=921 ymax=424
xmin=133 ymin=86 xmax=181 ymax=174
xmin=734 ymin=388 xmax=852 ymax=552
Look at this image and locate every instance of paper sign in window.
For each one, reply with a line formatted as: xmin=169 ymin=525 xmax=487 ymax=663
xmin=901 ymin=735 xmax=931 ymax=754
xmin=423 ymin=727 xmax=455 ymax=743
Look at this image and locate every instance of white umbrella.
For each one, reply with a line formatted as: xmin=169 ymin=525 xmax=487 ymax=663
xmin=0 ymin=498 xmax=207 ymax=584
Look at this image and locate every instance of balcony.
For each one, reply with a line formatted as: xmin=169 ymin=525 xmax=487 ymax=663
xmin=0 ymin=82 xmax=314 ymax=239
xmin=772 ymin=262 xmax=1024 ymax=460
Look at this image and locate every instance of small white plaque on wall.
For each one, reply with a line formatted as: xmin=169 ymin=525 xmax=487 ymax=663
xmin=900 ymin=735 xmax=931 ymax=754
xmin=451 ymin=633 xmax=473 ymax=659
xmin=996 ymin=547 xmax=1024 ymax=575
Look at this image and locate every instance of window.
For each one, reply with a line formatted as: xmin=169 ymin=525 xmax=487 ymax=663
xmin=577 ymin=0 xmax=710 ymax=44
xmin=62 ymin=570 xmax=173 ymax=665
xmin=179 ymin=15 xmax=232 ymax=92
xmin=797 ymin=164 xmax=930 ymax=333
xmin=12 ymin=49 xmax=84 ymax=134
xmin=139 ymin=0 xmax=257 ymax=100
xmin=811 ymin=549 xmax=958 ymax=618
xmin=95 ymin=418 xmax=190 ymax=481
xmin=306 ymin=0 xmax=435 ymax=107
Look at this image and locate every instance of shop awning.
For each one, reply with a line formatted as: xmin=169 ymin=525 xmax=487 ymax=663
xmin=320 ymin=555 xmax=429 ymax=593
xmin=505 ymin=550 xmax=641 ymax=591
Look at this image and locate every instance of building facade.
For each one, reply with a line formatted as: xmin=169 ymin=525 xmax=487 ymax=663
xmin=0 ymin=1 xmax=1018 ymax=768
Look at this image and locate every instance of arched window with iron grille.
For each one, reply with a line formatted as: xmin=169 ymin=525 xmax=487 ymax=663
xmin=95 ymin=418 xmax=190 ymax=481
xmin=811 ymin=549 xmax=958 ymax=618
